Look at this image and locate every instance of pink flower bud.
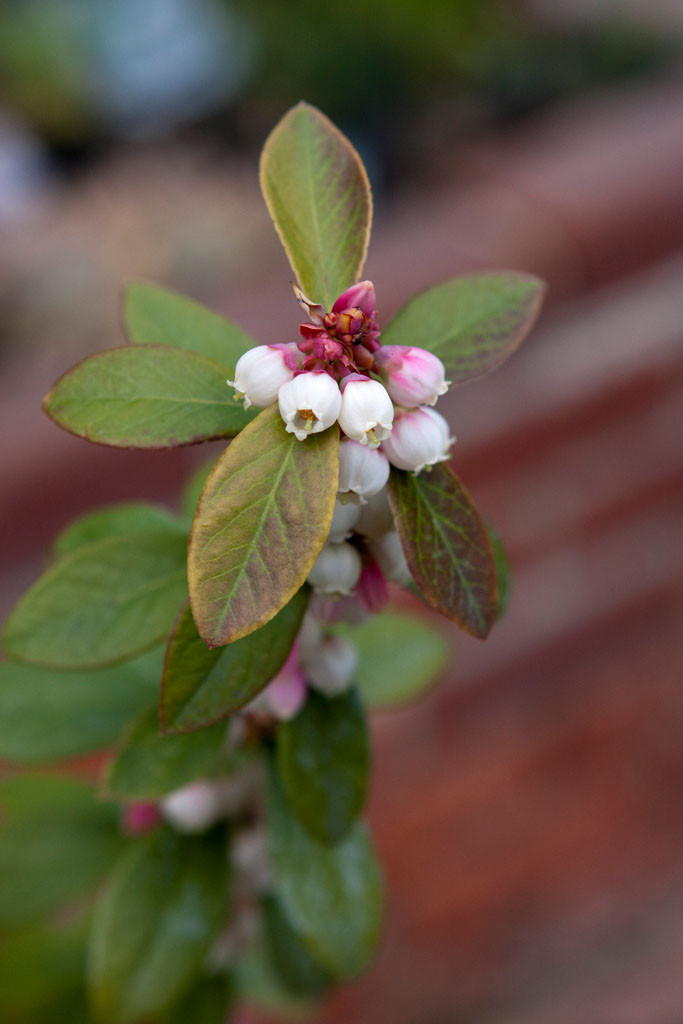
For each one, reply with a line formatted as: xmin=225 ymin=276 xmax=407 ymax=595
xmin=375 ymin=345 xmax=450 ymax=407
xmin=355 ymin=558 xmax=389 ymax=613
xmin=328 ymin=496 xmax=361 ymax=542
xmin=370 ymin=530 xmax=412 ymax=586
xmin=303 ymin=633 xmax=358 ymax=696
xmin=338 ymin=375 xmax=394 ymax=447
xmin=332 ymin=280 xmax=376 ymax=316
xmin=278 ymin=370 xmax=341 ymax=440
xmin=227 ymin=344 xmax=299 ymax=409
xmin=121 ymin=801 xmax=161 ymax=835
xmin=382 ymin=406 xmax=454 ymax=473
xmin=307 ymin=541 xmax=362 ymax=595
xmin=247 ymin=644 xmax=307 ymax=721
xmin=338 ymin=438 xmax=390 ymax=502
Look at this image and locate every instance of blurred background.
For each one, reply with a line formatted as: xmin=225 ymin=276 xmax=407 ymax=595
xmin=1 ymin=0 xmax=683 ymax=1021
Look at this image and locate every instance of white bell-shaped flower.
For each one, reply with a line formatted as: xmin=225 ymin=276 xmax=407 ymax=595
xmin=355 ymin=487 xmax=395 ymax=540
xmin=278 ymin=371 xmax=341 ymax=440
xmin=305 ymin=634 xmax=358 ymax=696
xmin=375 ymin=345 xmax=450 ymax=407
xmin=338 ymin=374 xmax=394 ymax=447
xmin=370 ymin=530 xmax=412 ymax=586
xmin=338 ymin=438 xmax=390 ymax=503
xmin=161 ymin=781 xmax=223 ymax=834
xmin=382 ymin=406 xmax=454 ymax=473
xmin=307 ymin=541 xmax=362 ymax=595
xmin=227 ymin=344 xmax=299 ymax=410
xmin=327 ymin=496 xmax=361 ymax=542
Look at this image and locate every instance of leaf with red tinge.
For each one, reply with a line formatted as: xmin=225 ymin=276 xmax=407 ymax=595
xmin=388 ymin=464 xmax=498 ymax=638
xmin=259 ymin=102 xmax=372 ymax=310
xmin=43 ymin=345 xmax=254 ymax=449
xmin=380 ymin=272 xmax=545 ymax=384
xmin=188 ymin=404 xmax=338 ymax=648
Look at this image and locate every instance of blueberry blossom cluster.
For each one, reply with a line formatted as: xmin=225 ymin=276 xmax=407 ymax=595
xmin=224 ymin=279 xmax=453 ymax=724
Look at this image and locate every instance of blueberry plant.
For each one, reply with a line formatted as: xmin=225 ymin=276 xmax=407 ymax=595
xmin=0 ymin=103 xmax=544 ymax=1023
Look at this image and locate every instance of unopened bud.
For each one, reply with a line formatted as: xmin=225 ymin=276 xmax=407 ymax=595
xmin=338 ymin=375 xmax=394 ymax=447
xmin=307 ymin=541 xmax=362 ymax=595
xmin=227 ymin=344 xmax=298 ymax=409
xmin=355 ymin=487 xmax=395 ymax=539
xmin=278 ymin=370 xmax=341 ymax=440
xmin=375 ymin=345 xmax=449 ymax=407
xmin=382 ymin=406 xmax=454 ymax=473
xmin=160 ymin=781 xmax=223 ymax=833
xmin=370 ymin=530 xmax=412 ymax=586
xmin=338 ymin=438 xmax=390 ymax=502
xmin=328 ymin=496 xmax=361 ymax=542
xmin=304 ymin=634 xmax=358 ymax=696
xmin=332 ymin=280 xmax=376 ymax=316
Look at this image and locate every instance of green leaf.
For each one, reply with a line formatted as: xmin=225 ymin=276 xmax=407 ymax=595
xmin=266 ymin=760 xmax=382 ymax=979
xmin=339 ymin=610 xmax=449 ymax=708
xmin=43 ymin=345 xmax=255 ymax=449
xmin=388 ymin=464 xmax=498 ymax=639
xmin=262 ymin=894 xmax=331 ymax=999
xmin=234 ymin=940 xmax=315 ymax=1019
xmin=161 ymin=592 xmax=307 ymax=734
xmin=0 ymin=776 xmax=121 ymax=929
xmin=188 ymin=404 xmax=338 ymax=648
xmin=0 ymin=650 xmax=162 ymax=764
xmin=88 ymin=828 xmax=228 ymax=1024
xmin=103 ymin=705 xmax=226 ymax=801
xmin=380 ymin=272 xmax=545 ymax=384
xmin=276 ymin=688 xmax=368 ymax=843
xmin=259 ymin=102 xmax=372 ymax=309
xmin=165 ymin=973 xmax=233 ymax=1024
xmin=54 ymin=502 xmax=183 ymax=558
xmin=3 ymin=532 xmax=187 ymax=669
xmin=0 ymin=920 xmax=87 ymax=1022
xmin=488 ymin=524 xmax=511 ymax=620
xmin=181 ymin=458 xmax=216 ymax=520
xmin=124 ymin=281 xmax=256 ymax=370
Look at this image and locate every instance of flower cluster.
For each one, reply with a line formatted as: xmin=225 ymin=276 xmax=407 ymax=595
xmin=227 ymin=280 xmax=454 ymax=468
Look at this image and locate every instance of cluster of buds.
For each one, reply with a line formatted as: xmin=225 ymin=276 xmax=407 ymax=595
xmin=228 ymin=280 xmax=454 ymax=468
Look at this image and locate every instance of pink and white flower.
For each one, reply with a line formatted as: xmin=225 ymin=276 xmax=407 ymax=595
xmin=382 ymin=406 xmax=454 ymax=473
xmin=303 ymin=633 xmax=358 ymax=696
xmin=327 ymin=496 xmax=361 ymax=542
xmin=277 ymin=370 xmax=341 ymax=440
xmin=375 ymin=345 xmax=449 ymax=407
xmin=338 ymin=374 xmax=393 ymax=447
xmin=227 ymin=344 xmax=299 ymax=409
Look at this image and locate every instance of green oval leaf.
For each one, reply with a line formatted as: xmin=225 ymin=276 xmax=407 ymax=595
xmin=276 ymin=688 xmax=368 ymax=844
xmin=261 ymin=893 xmax=332 ymax=998
xmin=53 ymin=502 xmax=183 ymax=558
xmin=124 ymin=281 xmax=256 ymax=369
xmin=388 ymin=464 xmax=498 ymax=639
xmin=43 ymin=345 xmax=254 ymax=449
xmin=339 ymin=611 xmax=449 ymax=708
xmin=380 ymin=272 xmax=545 ymax=384
xmin=266 ymin=760 xmax=382 ymax=979
xmin=0 ymin=775 xmax=121 ymax=929
xmin=165 ymin=973 xmax=233 ymax=1024
xmin=3 ymin=532 xmax=187 ymax=669
xmin=188 ymin=404 xmax=338 ymax=648
xmin=0 ymin=920 xmax=88 ymax=1023
xmin=103 ymin=705 xmax=226 ymax=801
xmin=0 ymin=650 xmax=162 ymax=764
xmin=88 ymin=828 xmax=227 ymax=1024
xmin=259 ymin=102 xmax=372 ymax=309
xmin=161 ymin=592 xmax=307 ymax=734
